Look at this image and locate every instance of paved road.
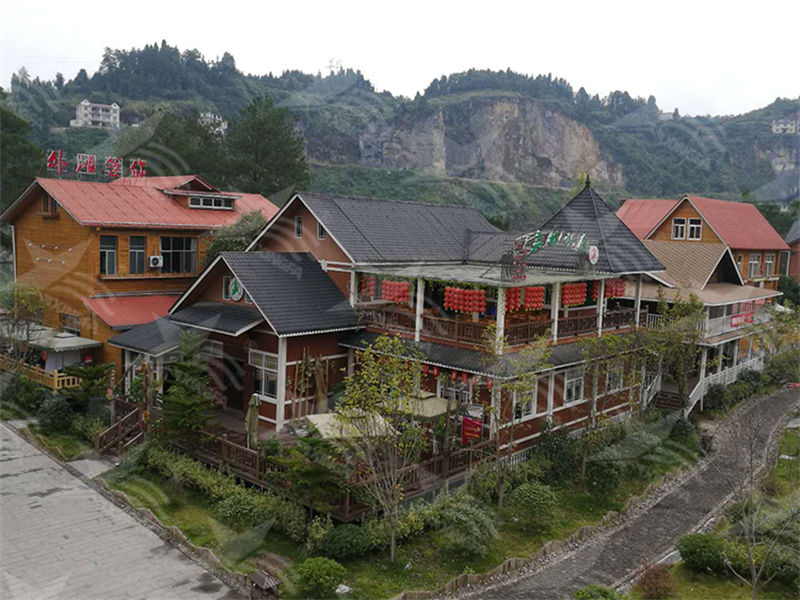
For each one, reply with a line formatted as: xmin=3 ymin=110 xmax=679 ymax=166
xmin=465 ymin=389 xmax=799 ymax=600
xmin=0 ymin=422 xmax=238 ymax=600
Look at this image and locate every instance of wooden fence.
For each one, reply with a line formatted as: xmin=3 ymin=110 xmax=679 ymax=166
xmin=0 ymin=354 xmax=81 ymax=390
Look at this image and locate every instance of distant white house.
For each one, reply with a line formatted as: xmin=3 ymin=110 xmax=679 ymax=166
xmin=69 ymin=99 xmax=121 ymax=129
xmin=198 ymin=112 xmax=228 ymax=136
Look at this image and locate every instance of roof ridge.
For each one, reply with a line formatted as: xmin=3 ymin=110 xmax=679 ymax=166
xmin=299 ymin=190 xmax=484 ymax=213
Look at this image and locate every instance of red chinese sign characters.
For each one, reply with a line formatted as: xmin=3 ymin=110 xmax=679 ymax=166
xmin=46 ymin=149 xmax=68 ymax=173
xmin=45 ymin=149 xmax=146 ymax=179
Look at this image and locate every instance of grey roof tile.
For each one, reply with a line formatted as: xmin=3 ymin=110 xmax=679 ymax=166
xmin=107 ymin=317 xmax=184 ymax=356
xmin=170 ymin=301 xmax=264 ymax=336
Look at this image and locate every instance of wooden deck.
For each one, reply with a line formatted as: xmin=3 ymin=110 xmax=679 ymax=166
xmin=0 ymin=355 xmax=81 ymax=390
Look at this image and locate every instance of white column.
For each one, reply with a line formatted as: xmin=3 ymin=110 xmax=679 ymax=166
xmin=349 ymin=270 xmax=357 ymax=307
xmin=596 ymin=279 xmax=605 ymax=336
xmin=747 ymin=335 xmax=753 ymax=360
xmin=732 ymin=339 xmax=739 ymax=367
xmin=551 ymin=282 xmax=561 ymax=342
xmin=717 ymin=344 xmax=724 ymax=375
xmin=634 ymin=274 xmax=643 ymax=328
xmin=546 ymin=371 xmax=555 ymax=422
xmin=496 ymin=287 xmax=506 ymax=352
xmin=699 ymin=346 xmax=708 ymax=381
xmin=415 ymin=277 xmax=425 ymax=343
xmin=276 ymin=337 xmax=288 ymax=431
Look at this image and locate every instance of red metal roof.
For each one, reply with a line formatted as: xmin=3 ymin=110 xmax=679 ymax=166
xmin=110 ymin=175 xmax=204 ymax=189
xmin=685 ymin=195 xmax=790 ymax=251
xmin=82 ymin=295 xmax=180 ymax=328
xmin=4 ymin=177 xmax=278 ymax=230
xmin=616 ymin=198 xmax=679 ymax=239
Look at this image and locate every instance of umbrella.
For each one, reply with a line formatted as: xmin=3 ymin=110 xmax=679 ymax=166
xmin=244 ymin=394 xmax=260 ymax=449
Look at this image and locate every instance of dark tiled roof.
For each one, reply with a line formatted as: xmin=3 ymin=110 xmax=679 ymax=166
xmin=338 ymin=331 xmax=586 ymax=378
xmin=221 ymin=252 xmax=360 ymax=336
xmin=786 ymin=220 xmax=800 ymax=246
xmin=107 ymin=317 xmax=184 ymax=357
xmin=298 ymin=192 xmax=499 ymax=263
xmin=170 ymin=301 xmax=264 ymax=336
xmin=535 ymin=185 xmax=665 ymax=273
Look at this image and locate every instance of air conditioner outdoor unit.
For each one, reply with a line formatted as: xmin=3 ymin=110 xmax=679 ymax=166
xmin=149 ymin=255 xmax=164 ymax=268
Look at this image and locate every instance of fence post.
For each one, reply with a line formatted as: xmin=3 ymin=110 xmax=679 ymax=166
xmin=116 ymin=417 xmax=122 ymax=455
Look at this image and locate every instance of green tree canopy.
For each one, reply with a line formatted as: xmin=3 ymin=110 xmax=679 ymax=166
xmin=1 ymin=108 xmax=41 ymax=211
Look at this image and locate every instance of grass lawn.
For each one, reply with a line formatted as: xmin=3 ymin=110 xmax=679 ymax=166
xmin=0 ymin=402 xmax=27 ymax=420
xmin=627 ymin=564 xmax=796 ymax=600
xmin=25 ymin=423 xmax=92 ymax=460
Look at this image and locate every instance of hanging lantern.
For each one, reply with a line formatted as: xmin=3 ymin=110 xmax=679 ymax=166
xmin=433 ymin=366 xmax=440 ymax=377
xmin=487 ymin=378 xmax=494 ymax=390
xmin=472 ymin=374 xmax=479 ymax=386
xmin=450 ymin=370 xmax=457 ymax=381
xmin=461 ymin=371 xmax=469 ymax=383
xmin=422 ymin=364 xmax=429 ymax=375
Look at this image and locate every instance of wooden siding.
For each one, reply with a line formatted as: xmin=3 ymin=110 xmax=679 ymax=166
xmin=649 ymin=199 xmax=721 ymax=243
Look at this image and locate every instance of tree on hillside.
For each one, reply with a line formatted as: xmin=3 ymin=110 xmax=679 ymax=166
xmin=0 ymin=108 xmax=41 ymax=211
xmin=227 ymin=96 xmax=310 ymax=196
xmin=203 ymin=210 xmax=269 ymax=267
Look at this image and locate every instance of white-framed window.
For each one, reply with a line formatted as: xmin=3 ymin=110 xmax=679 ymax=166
xmin=736 ymin=254 xmax=743 ymax=274
xmin=295 ymin=215 xmax=303 ymax=238
xmin=317 ymin=222 xmax=326 ymax=240
xmin=564 ymin=367 xmax=584 ymax=405
xmin=748 ymin=254 xmax=761 ymax=278
xmin=687 ymin=218 xmax=702 ymax=240
xmin=438 ymin=379 xmax=473 ymax=405
xmin=513 ymin=387 xmax=538 ymax=421
xmin=203 ymin=340 xmax=223 ymax=359
xmin=129 ymin=236 xmax=146 ymax=274
xmin=671 ymin=218 xmax=686 ymax=240
xmin=249 ymin=350 xmax=279 ymax=400
xmin=606 ymin=361 xmax=624 ymax=394
xmin=189 ymin=196 xmax=234 ymax=210
xmin=160 ymin=237 xmax=197 ymax=273
xmin=764 ymin=254 xmax=775 ymax=277
xmin=222 ymin=276 xmax=231 ymax=300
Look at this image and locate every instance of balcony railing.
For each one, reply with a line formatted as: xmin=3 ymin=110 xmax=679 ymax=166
xmin=642 ymin=309 xmax=769 ymax=338
xmin=0 ymin=355 xmax=81 ymax=390
xmin=684 ymin=354 xmax=765 ymax=416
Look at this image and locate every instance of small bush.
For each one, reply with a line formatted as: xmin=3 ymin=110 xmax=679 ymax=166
xmin=2 ymin=374 xmax=48 ymax=412
xmin=737 ymin=368 xmax=763 ymax=389
xmin=635 ymin=563 xmax=676 ymax=599
xmin=71 ymin=414 xmax=105 ymax=443
xmin=466 ymin=462 xmax=500 ymax=505
xmin=306 ymin=515 xmax=334 ymax=555
xmin=322 ymin=524 xmax=371 ymax=560
xmin=669 ymin=417 xmax=695 ymax=446
xmin=37 ymin=395 xmax=74 ymax=432
xmin=213 ymin=493 xmax=267 ymax=531
xmin=507 ymin=455 xmax=547 ymax=489
xmin=726 ymin=382 xmax=752 ymax=404
xmin=505 ymin=481 xmax=556 ymax=530
xmin=676 ymin=533 xmax=725 ymax=574
xmin=572 ymin=583 xmax=624 ymax=599
xmin=291 ymin=557 xmax=346 ymax=599
xmin=586 ymin=458 xmax=622 ymax=501
xmin=764 ymin=349 xmax=800 ymax=385
xmin=703 ymin=384 xmax=729 ymax=410
xmin=765 ymin=554 xmax=800 ymax=589
xmin=438 ymin=495 xmax=498 ymax=558
xmin=536 ymin=424 xmax=580 ymax=482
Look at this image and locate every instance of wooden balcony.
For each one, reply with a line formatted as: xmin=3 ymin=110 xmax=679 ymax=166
xmin=0 ymin=355 xmax=81 ymax=390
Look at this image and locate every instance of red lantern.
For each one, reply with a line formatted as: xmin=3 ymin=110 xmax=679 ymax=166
xmin=461 ymin=371 xmax=468 ymax=383
xmin=433 ymin=366 xmax=440 ymax=377
xmin=422 ymin=364 xmax=429 ymax=375
xmin=451 ymin=370 xmax=457 ymax=381
xmin=487 ymin=378 xmax=494 ymax=390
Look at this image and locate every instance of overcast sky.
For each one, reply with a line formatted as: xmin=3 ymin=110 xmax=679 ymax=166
xmin=2 ymin=0 xmax=797 ymax=116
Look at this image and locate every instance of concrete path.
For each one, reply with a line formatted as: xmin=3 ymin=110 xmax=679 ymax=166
xmin=0 ymin=422 xmax=239 ymax=600
xmin=463 ymin=388 xmax=799 ymax=600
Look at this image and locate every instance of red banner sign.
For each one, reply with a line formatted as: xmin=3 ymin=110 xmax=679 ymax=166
xmin=461 ymin=415 xmax=482 ymax=445
xmin=731 ymin=312 xmax=754 ymax=328
xmin=45 ymin=149 xmax=145 ymax=178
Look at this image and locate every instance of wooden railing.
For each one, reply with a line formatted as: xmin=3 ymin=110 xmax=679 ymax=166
xmin=505 ymin=320 xmax=549 ymax=345
xmin=602 ymin=308 xmax=638 ymax=331
xmin=0 ymin=354 xmax=81 ymax=390
xmin=95 ymin=405 xmax=143 ymax=455
xmin=358 ymin=305 xmax=416 ymax=333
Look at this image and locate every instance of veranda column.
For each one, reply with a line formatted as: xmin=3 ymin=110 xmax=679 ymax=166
xmin=747 ymin=335 xmax=753 ymax=360
xmin=546 ymin=371 xmax=555 ymax=422
xmin=634 ymin=274 xmax=643 ymax=328
xmin=732 ymin=339 xmax=740 ymax=369
xmin=596 ymin=279 xmax=606 ymax=336
xmin=349 ymin=270 xmax=358 ymax=307
xmin=276 ymin=337 xmax=288 ymax=432
xmin=415 ymin=277 xmax=425 ymax=343
xmin=551 ymin=282 xmax=561 ymax=342
xmin=717 ymin=344 xmax=724 ymax=375
xmin=699 ymin=346 xmax=708 ymax=411
xmin=496 ymin=287 xmax=506 ymax=350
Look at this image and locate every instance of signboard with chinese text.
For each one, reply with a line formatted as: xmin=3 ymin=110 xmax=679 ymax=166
xmin=461 ymin=415 xmax=482 ymax=445
xmin=44 ymin=149 xmax=145 ymax=179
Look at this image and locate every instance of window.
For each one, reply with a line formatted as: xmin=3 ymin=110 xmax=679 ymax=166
xmin=736 ymin=255 xmax=743 ymax=273
xmin=606 ymin=362 xmax=624 ymax=394
xmin=160 ymin=237 xmax=197 ymax=274
xmin=764 ymin=254 xmax=775 ymax=277
xmin=129 ymin=236 xmax=146 ymax=274
xmin=317 ymin=222 xmax=326 ymax=240
xmin=295 ymin=215 xmax=303 ymax=238
xmin=438 ymin=379 xmax=473 ymax=405
xmin=59 ymin=313 xmax=80 ymax=335
xmin=688 ymin=218 xmax=702 ymax=240
xmin=748 ymin=254 xmax=761 ymax=279
xmin=222 ymin=276 xmax=231 ymax=300
xmin=778 ymin=251 xmax=790 ymax=276
xmin=42 ymin=195 xmax=58 ymax=216
xmin=513 ymin=387 xmax=537 ymax=421
xmin=564 ymin=367 xmax=584 ymax=405
xmin=671 ymin=218 xmax=686 ymax=240
xmin=189 ymin=196 xmax=234 ymax=210
xmin=250 ymin=350 xmax=279 ymax=400
xmin=99 ymin=236 xmax=117 ymax=275
xmin=203 ymin=340 xmax=224 ymax=359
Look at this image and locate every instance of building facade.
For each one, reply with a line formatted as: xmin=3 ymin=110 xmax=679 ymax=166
xmin=69 ymin=99 xmax=121 ymax=129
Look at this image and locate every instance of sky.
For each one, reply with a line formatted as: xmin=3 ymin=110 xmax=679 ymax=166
xmin=1 ymin=0 xmax=798 ymax=117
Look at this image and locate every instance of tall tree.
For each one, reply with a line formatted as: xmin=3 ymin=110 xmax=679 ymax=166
xmin=203 ymin=210 xmax=269 ymax=267
xmin=0 ymin=108 xmax=41 ymax=211
xmin=0 ymin=282 xmax=49 ymax=363
xmin=227 ymin=96 xmax=310 ymax=195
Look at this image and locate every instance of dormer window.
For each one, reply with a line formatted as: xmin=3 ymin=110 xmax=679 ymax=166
xmin=671 ymin=218 xmax=686 ymax=240
xmin=688 ymin=218 xmax=702 ymax=240
xmin=42 ymin=195 xmax=58 ymax=216
xmin=189 ymin=196 xmax=235 ymax=210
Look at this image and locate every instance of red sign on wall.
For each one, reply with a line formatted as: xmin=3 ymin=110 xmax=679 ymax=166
xmin=461 ymin=415 xmax=482 ymax=446
xmin=731 ymin=312 xmax=754 ymax=328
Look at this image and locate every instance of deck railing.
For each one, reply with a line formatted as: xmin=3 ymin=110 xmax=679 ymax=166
xmin=684 ymin=354 xmax=766 ymax=416
xmin=0 ymin=355 xmax=81 ymax=390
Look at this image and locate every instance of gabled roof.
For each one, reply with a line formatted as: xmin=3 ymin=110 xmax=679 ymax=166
xmin=171 ymin=301 xmax=265 ymax=337
xmin=107 ymin=317 xmax=184 ymax=357
xmin=532 ymin=184 xmax=665 ymax=273
xmin=250 ymin=191 xmax=499 ymax=263
xmin=81 ymin=294 xmax=180 ymax=329
xmin=616 ymin=198 xmax=679 ymax=239
xmin=110 ymin=174 xmax=217 ymax=191
xmin=171 ymin=252 xmax=360 ymax=337
xmin=683 ymin=196 xmax=789 ymax=251
xmin=642 ymin=241 xmax=742 ymax=289
xmin=1 ymin=177 xmax=278 ymax=230
xmin=785 ymin=220 xmax=800 ymax=246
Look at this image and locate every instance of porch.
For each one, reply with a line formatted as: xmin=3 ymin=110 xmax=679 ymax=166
xmin=0 ymin=354 xmax=82 ymax=390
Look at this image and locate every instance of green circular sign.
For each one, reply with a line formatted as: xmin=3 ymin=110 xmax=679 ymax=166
xmin=229 ymin=278 xmax=244 ymax=301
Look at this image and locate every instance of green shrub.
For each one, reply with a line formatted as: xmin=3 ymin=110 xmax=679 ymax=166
xmin=466 ymin=462 xmax=501 ymax=505
xmin=71 ymin=414 xmax=105 ymax=443
xmin=37 ymin=395 xmax=74 ymax=432
xmin=726 ymin=382 xmax=752 ymax=404
xmin=635 ymin=563 xmax=676 ymax=599
xmin=505 ymin=481 xmax=556 ymax=530
xmin=669 ymin=417 xmax=695 ymax=446
xmin=306 ymin=515 xmax=334 ymax=555
xmin=291 ymin=557 xmax=346 ymax=599
xmin=737 ymin=368 xmax=763 ymax=389
xmin=536 ymin=425 xmax=579 ymax=482
xmin=586 ymin=458 xmax=622 ymax=501
xmin=2 ymin=374 xmax=48 ymax=412
xmin=213 ymin=493 xmax=267 ymax=531
xmin=764 ymin=349 xmax=800 ymax=385
xmin=438 ymin=495 xmax=498 ymax=557
xmin=572 ymin=583 xmax=624 ymax=599
xmin=507 ymin=455 xmax=548 ymax=489
xmin=676 ymin=533 xmax=725 ymax=574
xmin=703 ymin=383 xmax=729 ymax=410
xmin=322 ymin=524 xmax=371 ymax=560
xmin=765 ymin=554 xmax=800 ymax=589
